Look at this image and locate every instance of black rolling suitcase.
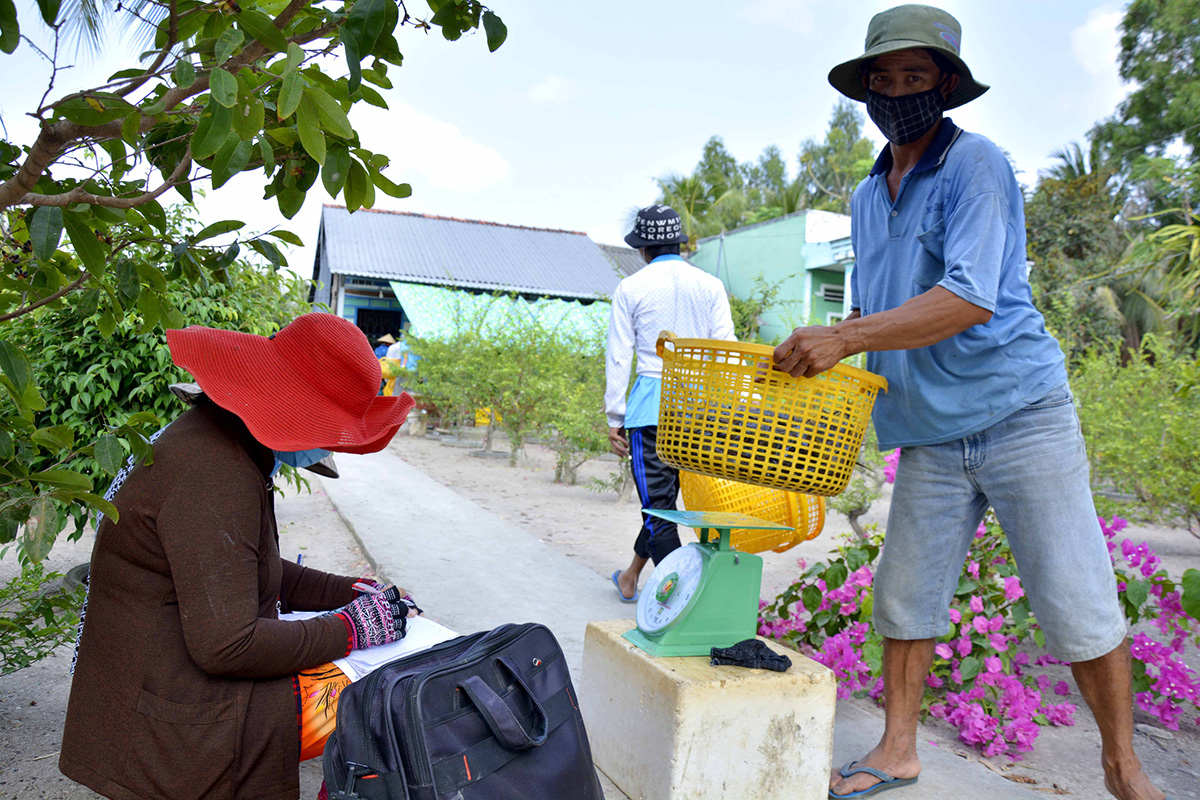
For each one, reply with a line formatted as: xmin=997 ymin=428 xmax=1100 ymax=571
xmin=323 ymin=622 xmax=604 ymax=800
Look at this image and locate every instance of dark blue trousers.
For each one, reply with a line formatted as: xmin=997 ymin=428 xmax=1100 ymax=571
xmin=629 ymin=426 xmax=682 ymax=564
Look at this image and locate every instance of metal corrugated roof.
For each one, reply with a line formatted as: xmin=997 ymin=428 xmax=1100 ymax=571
xmin=598 ymin=244 xmax=646 ymax=277
xmin=318 ymin=206 xmax=624 ymax=300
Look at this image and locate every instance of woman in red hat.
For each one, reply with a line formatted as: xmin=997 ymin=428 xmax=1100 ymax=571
xmin=60 ymin=313 xmax=416 ymax=800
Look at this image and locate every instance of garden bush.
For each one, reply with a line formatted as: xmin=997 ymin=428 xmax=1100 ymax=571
xmin=1 ymin=211 xmax=309 ymax=673
xmin=1071 ymin=335 xmax=1200 ymax=534
xmin=407 ymin=294 xmax=609 ymax=472
xmin=0 ymin=560 xmax=84 ymax=676
xmin=760 ymin=458 xmax=1200 ymax=758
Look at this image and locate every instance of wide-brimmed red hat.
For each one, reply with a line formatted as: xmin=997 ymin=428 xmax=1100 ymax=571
xmin=166 ymin=312 xmax=414 ymax=454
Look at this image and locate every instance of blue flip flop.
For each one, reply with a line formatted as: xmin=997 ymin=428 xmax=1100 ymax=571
xmin=829 ymin=762 xmax=917 ymax=798
xmin=611 ymin=571 xmax=639 ymax=603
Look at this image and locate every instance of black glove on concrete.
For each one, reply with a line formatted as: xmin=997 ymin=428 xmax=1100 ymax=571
xmin=710 ymin=639 xmax=792 ymax=672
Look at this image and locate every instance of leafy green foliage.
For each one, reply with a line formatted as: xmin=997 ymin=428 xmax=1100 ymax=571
xmin=727 ymin=274 xmax=784 ymax=343
xmin=540 ymin=342 xmax=608 ymax=485
xmin=0 ymin=560 xmax=84 ymax=676
xmin=2 ymin=205 xmax=310 ymax=560
xmin=0 ymin=0 xmax=506 ymax=568
xmin=0 ymin=0 xmax=506 ymax=676
xmin=1092 ymin=0 xmax=1200 ymax=166
xmin=795 ymin=99 xmax=876 ymax=215
xmin=1184 ymin=568 xmax=1200 ymax=621
xmin=407 ymin=295 xmax=608 ymax=473
xmin=1072 ymin=336 xmax=1200 ymax=534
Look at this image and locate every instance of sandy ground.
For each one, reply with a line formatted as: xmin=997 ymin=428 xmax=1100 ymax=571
xmin=1 ymin=429 xmax=1197 ymax=799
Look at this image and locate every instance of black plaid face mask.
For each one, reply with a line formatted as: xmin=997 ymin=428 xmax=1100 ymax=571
xmin=865 ymin=84 xmax=947 ymax=146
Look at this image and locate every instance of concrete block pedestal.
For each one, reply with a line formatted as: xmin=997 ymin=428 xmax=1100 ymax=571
xmin=580 ymin=620 xmax=837 ymax=800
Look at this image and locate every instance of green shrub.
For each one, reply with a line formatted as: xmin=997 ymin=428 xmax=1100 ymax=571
xmin=2 ymin=202 xmax=311 ymax=558
xmin=0 ymin=560 xmax=84 ymax=676
xmin=1072 ymin=335 xmax=1200 ymax=533
xmin=407 ymin=294 xmax=608 ymax=471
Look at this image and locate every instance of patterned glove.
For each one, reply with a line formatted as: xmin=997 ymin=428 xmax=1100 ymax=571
xmin=402 ymin=594 xmax=423 ymax=616
xmin=336 ymin=586 xmax=409 ymax=650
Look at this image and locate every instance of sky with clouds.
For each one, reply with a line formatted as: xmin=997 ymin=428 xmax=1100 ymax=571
xmin=0 ymin=0 xmax=1130 ymax=277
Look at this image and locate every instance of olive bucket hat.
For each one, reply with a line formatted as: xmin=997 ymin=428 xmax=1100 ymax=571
xmin=828 ymin=4 xmax=989 ymax=110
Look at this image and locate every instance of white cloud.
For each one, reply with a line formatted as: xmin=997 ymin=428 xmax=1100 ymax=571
xmin=527 ymin=75 xmax=581 ymax=103
xmin=739 ymin=0 xmax=817 ymax=34
xmin=1069 ymin=7 xmax=1127 ymax=113
xmin=358 ymin=101 xmax=511 ymax=194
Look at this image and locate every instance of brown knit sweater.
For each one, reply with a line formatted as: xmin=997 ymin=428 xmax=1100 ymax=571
xmin=61 ymin=402 xmax=357 ymax=800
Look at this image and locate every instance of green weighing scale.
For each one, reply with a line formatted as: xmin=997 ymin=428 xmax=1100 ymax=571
xmin=623 ymin=509 xmax=791 ymax=658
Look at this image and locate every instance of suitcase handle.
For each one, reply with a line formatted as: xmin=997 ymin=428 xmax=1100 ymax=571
xmin=458 ymin=657 xmax=548 ymax=752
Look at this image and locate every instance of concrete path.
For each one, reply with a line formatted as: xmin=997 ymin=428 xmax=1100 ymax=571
xmin=321 ymin=448 xmax=1041 ymax=800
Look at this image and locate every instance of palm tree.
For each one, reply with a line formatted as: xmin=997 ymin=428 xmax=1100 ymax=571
xmin=56 ymin=0 xmax=163 ymax=53
xmin=655 ymin=174 xmax=744 ymax=249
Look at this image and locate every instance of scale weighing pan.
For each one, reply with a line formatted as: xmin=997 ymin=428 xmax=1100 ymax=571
xmin=623 ymin=509 xmax=791 ymax=658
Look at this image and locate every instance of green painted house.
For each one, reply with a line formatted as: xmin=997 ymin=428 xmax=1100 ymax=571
xmin=690 ymin=210 xmax=854 ymax=343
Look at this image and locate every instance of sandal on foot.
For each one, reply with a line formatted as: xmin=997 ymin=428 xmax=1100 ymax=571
xmin=829 ymin=761 xmax=918 ymax=798
xmin=611 ymin=570 xmax=638 ymax=603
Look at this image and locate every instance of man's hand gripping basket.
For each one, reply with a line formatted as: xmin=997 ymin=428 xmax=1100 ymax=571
xmin=655 ymin=331 xmax=888 ymax=497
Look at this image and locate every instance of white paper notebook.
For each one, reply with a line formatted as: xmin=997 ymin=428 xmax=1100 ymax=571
xmin=281 ymin=611 xmax=460 ymax=682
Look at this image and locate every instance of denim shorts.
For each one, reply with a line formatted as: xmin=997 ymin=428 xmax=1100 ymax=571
xmin=873 ymin=384 xmax=1127 ymax=662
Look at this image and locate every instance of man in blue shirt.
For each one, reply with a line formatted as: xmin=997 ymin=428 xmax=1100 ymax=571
xmin=773 ymin=7 xmax=1162 ymax=800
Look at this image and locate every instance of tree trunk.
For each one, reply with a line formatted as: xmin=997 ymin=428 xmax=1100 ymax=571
xmin=617 ymin=460 xmax=635 ymax=504
xmin=847 ymin=507 xmax=868 ymax=539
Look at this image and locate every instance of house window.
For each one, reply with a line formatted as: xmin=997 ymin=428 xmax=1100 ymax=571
xmin=818 ymin=283 xmax=845 ymax=304
xmin=826 ymin=313 xmax=845 ymax=326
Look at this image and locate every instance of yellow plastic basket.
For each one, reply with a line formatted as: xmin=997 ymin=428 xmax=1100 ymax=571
xmin=655 ymin=331 xmax=887 ymax=496
xmin=679 ymin=471 xmax=824 ymax=554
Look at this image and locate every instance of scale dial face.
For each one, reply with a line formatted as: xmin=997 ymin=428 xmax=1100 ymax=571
xmin=636 ymin=544 xmax=707 ymax=634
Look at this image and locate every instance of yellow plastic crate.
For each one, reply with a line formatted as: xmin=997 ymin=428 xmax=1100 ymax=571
xmin=679 ymin=471 xmax=824 ymax=554
xmin=655 ymin=331 xmax=887 ymax=496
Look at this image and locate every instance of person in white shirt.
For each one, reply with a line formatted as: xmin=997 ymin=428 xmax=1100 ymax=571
xmin=605 ymin=205 xmax=736 ymax=602
xmin=385 ymin=331 xmax=410 ymax=367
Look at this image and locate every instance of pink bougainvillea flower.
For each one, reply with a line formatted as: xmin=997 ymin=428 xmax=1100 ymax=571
xmin=973 ymin=616 xmax=990 ymax=635
xmin=1003 ymin=576 xmax=1025 ymax=602
xmin=1044 ymin=702 xmax=1076 ymax=726
xmin=969 ymin=596 xmax=984 ymax=614
xmin=1054 ymin=681 xmax=1071 ymax=696
xmin=968 ymin=560 xmax=980 ymax=580
xmin=883 ymin=449 xmax=900 ymax=483
xmin=988 ymin=633 xmax=1010 ymax=652
xmin=935 ymin=643 xmax=953 ymax=659
xmin=984 ymin=656 xmax=1003 ymax=673
xmin=949 ymin=608 xmax=962 ymax=624
xmin=956 ymin=636 xmax=973 ymax=657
